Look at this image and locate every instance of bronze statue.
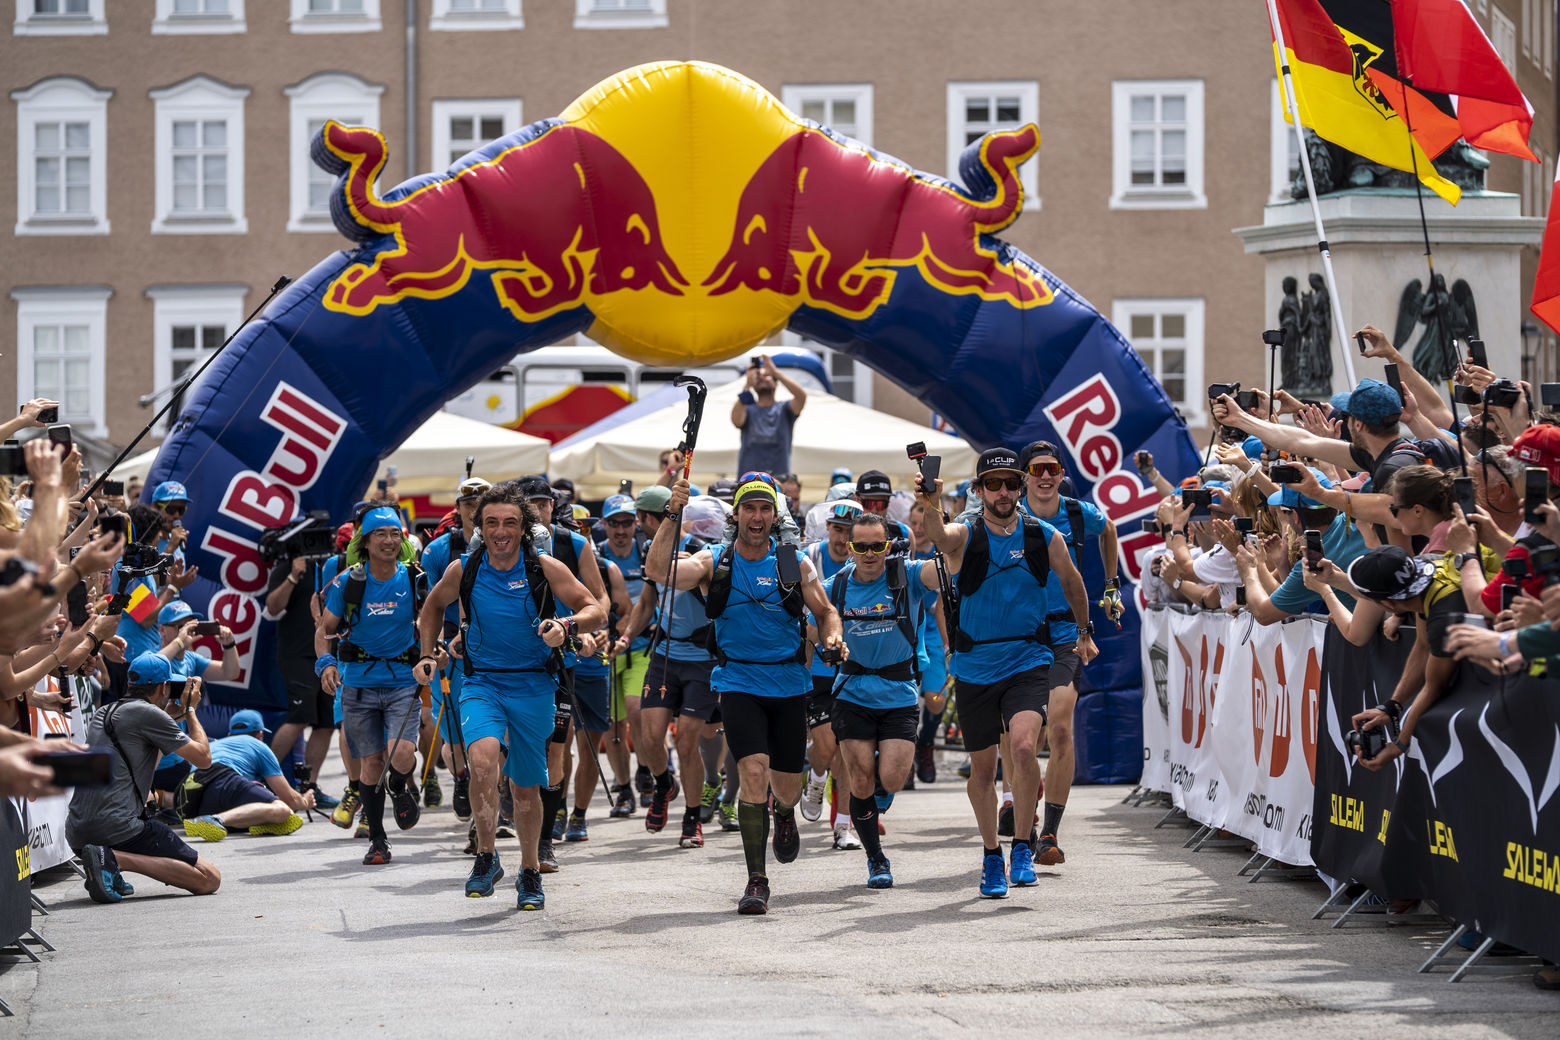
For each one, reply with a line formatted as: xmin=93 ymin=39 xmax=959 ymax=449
xmin=1279 ymin=273 xmax=1333 ymax=397
xmin=1279 ymin=276 xmax=1304 ymax=389
xmin=1394 ymin=275 xmax=1479 ymax=381
xmin=1290 ymin=131 xmax=1489 ymax=200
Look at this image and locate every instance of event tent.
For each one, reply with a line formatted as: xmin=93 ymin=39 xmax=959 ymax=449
xmin=550 ymin=377 xmax=976 ymax=500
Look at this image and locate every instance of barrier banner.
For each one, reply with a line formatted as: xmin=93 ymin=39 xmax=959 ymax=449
xmin=25 ymin=688 xmax=85 ymax=874
xmin=1139 ymin=605 xmax=1172 ymax=793
xmin=1313 ymin=626 xmax=1560 ymax=963
xmin=0 ymin=799 xmax=28 ymax=951
xmin=1165 ymin=609 xmax=1231 ymax=825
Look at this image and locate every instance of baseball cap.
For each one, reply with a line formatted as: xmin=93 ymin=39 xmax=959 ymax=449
xmin=359 ymin=506 xmax=402 ymax=536
xmin=227 ymin=709 xmax=267 ymax=737
xmin=1019 ymin=440 xmax=1060 ymax=468
xmin=1266 ymin=466 xmax=1335 ymax=509
xmin=975 ymin=448 xmax=1021 ymax=478
xmin=734 ymin=478 xmax=779 ymax=508
xmin=570 ymin=504 xmax=591 ymax=524
xmin=517 ymin=475 xmax=554 ymax=501
xmin=152 ymin=481 xmax=189 ymax=504
xmin=1347 ymin=545 xmax=1435 ymax=601
xmin=708 ymin=478 xmax=739 ymax=504
xmin=335 ymin=522 xmax=354 ymax=551
xmin=127 ymin=651 xmax=174 ymax=686
xmin=602 ymin=494 xmax=635 ymax=520
xmin=457 ymin=477 xmax=491 ymax=501
xmin=944 ymin=479 xmax=969 ymax=500
xmin=1329 ymin=391 xmax=1353 ymax=418
xmin=1241 ymin=436 xmax=1265 ymax=460
xmin=856 ymin=470 xmax=892 ymax=500
xmin=824 ymin=500 xmax=863 ymax=527
xmin=830 ymin=467 xmax=854 ymax=485
xmin=157 ymin=601 xmax=201 ymax=627
xmin=1512 ymin=424 xmax=1560 ymax=485
xmin=551 ymin=478 xmax=575 ymax=503
xmin=1346 ymin=379 xmax=1403 ymax=426
xmin=634 ymin=485 xmax=672 ymax=515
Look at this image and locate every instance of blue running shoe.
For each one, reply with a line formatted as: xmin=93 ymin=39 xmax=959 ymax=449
xmin=564 ymin=813 xmax=588 ymax=843
xmin=551 ymin=807 xmax=566 ymax=841
xmin=980 ymin=853 xmax=1008 ymax=898
xmin=111 ymin=872 xmax=134 ymax=897
xmin=81 ymin=846 xmax=121 ymax=904
xmin=867 ymin=855 xmax=893 ymax=889
xmin=875 ymin=791 xmax=895 ymax=813
xmin=1010 ymin=841 xmax=1036 ymax=886
xmin=517 ymin=867 xmax=545 ymax=911
xmin=465 ymin=851 xmax=504 ymax=898
xmin=311 ymin=789 xmax=340 ymax=811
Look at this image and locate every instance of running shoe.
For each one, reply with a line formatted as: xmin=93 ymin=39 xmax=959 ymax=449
xmin=997 ymin=801 xmax=1015 ymax=837
xmin=980 ymin=853 xmax=1008 ymax=898
xmin=956 ymin=757 xmax=972 ymax=779
xmin=517 ymin=867 xmax=545 ymax=910
xmin=249 ymin=813 xmax=304 ymax=836
xmin=680 ymin=815 xmax=704 ymax=849
xmin=363 ymin=837 xmax=392 ymax=865
xmin=773 ymin=808 xmax=800 ymax=863
xmin=635 ymin=764 xmax=654 ymax=807
xmin=154 ymin=806 xmax=182 ymax=828
xmin=700 ymin=781 xmax=720 ymax=825
xmin=564 ymin=812 xmax=588 ymax=843
xmin=183 ymin=815 xmax=228 ymax=843
xmin=465 ymin=851 xmax=504 ymax=897
xmin=332 ymin=786 xmax=362 ymax=829
xmin=867 ymin=855 xmax=893 ymax=889
xmin=876 ymin=791 xmax=895 ymax=814
xmin=495 ymin=816 xmax=515 ymax=839
xmin=452 ymin=773 xmax=471 ymax=821
xmin=718 ymin=800 xmax=739 ymax=831
xmin=832 ymin=820 xmax=861 ymax=851
xmin=312 ymin=789 xmax=340 ymax=811
xmin=609 ymin=783 xmax=635 ymax=818
xmin=915 ymin=745 xmax=936 ymax=785
xmin=110 ymin=871 xmax=134 ymax=898
xmin=1010 ymin=841 xmax=1036 ymax=886
xmin=537 ymin=838 xmax=559 ymax=874
xmin=1035 ymin=833 xmax=1065 ymax=866
xmin=737 ymin=873 xmax=770 ymax=915
xmin=356 ymin=809 xmax=370 ymax=839
xmin=423 ymin=773 xmax=443 ymax=809
xmin=551 ymin=806 xmax=566 ymax=841
xmin=81 ymin=845 xmax=122 ymax=904
xmin=800 ymin=772 xmax=827 ymax=822
xmin=646 ymin=775 xmax=680 ymax=833
xmin=391 ymin=782 xmax=421 ymax=830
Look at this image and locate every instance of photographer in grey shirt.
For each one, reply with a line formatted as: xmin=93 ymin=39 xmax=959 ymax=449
xmin=732 ymin=355 xmax=807 ymax=478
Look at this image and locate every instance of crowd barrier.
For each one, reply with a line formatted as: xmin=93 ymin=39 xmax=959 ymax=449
xmin=1138 ymin=604 xmax=1560 ymax=965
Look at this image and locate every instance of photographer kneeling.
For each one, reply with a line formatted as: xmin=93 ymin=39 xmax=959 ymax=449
xmin=66 ymin=651 xmax=221 ymax=904
xmin=180 ymin=710 xmax=313 ymax=842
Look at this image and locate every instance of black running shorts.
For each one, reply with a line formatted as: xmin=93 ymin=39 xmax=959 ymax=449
xmin=805 ymin=674 xmax=836 ymax=730
xmin=831 ymin=700 xmax=918 ymax=745
xmin=955 ymin=664 xmax=1051 ymax=753
xmin=281 ymin=656 xmax=336 ymax=729
xmin=639 ymin=656 xmax=720 ymax=723
xmin=1047 ymin=644 xmax=1082 ymax=692
xmin=721 ymin=690 xmax=807 ymax=774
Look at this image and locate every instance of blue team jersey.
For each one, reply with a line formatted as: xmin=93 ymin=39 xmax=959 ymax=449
xmin=951 ymin=516 xmax=1057 ymax=684
xmin=913 ymin=549 xmax=945 ymax=650
xmin=169 ymin=652 xmax=211 ymax=679
xmin=460 ymin=549 xmax=555 ymax=697
xmin=599 ymin=536 xmax=650 ymax=652
xmin=708 ymin=541 xmax=809 ymax=698
xmin=652 ymin=533 xmax=713 ymax=664
xmin=111 ymin=563 xmax=161 ymax=661
xmin=209 ymin=734 xmax=283 ymax=781
xmin=805 ymin=541 xmax=852 ymax=678
xmin=324 ymin=563 xmax=419 ymax=688
xmin=421 ymin=530 xmax=468 ymax=627
xmin=831 ymin=560 xmax=935 ymax=711
xmin=1022 ymin=496 xmax=1105 ymax=646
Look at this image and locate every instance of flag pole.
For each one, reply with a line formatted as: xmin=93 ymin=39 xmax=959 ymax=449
xmin=1267 ymin=0 xmax=1360 ymax=387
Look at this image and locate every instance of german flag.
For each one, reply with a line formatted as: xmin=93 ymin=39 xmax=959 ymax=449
xmin=1271 ymin=0 xmax=1461 ymax=204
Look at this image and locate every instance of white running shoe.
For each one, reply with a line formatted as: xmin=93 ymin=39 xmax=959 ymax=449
xmin=833 ymin=819 xmax=861 ymax=850
xmin=800 ymin=772 xmax=827 ymax=822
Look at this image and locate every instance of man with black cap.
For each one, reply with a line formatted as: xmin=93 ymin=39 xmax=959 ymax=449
xmin=646 ymin=475 xmax=844 ymax=915
xmin=855 ymin=470 xmax=911 ymax=541
xmin=916 ymin=448 xmax=1094 ymax=899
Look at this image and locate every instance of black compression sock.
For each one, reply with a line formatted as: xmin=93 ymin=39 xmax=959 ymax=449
xmin=850 ymin=795 xmax=883 ymax=860
xmin=362 ymin=784 xmax=387 ymax=840
xmin=1043 ymin=801 xmax=1065 ymax=838
xmin=387 ymin=768 xmax=410 ymax=794
xmin=738 ymin=800 xmax=769 ymax=878
xmin=539 ymin=784 xmax=564 ymax=832
xmin=655 ymin=769 xmax=673 ymax=794
xmin=346 ymin=779 xmax=360 ymax=793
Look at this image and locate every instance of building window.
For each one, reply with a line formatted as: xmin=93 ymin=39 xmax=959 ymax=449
xmin=10 ymin=287 xmax=110 ymax=436
xmin=1495 ymin=7 xmax=1518 ymax=71
xmin=430 ymin=98 xmax=522 ymax=169
xmin=1111 ymin=79 xmax=1206 ymax=210
xmin=13 ymin=0 xmax=106 ymax=35
xmin=150 ymin=75 xmax=248 ymax=234
xmin=153 ymin=0 xmax=244 ymax=33
xmin=946 ymin=81 xmax=1039 ymax=211
xmin=12 ymin=77 xmax=112 ymax=235
xmin=147 ymin=286 xmax=244 ymax=431
xmin=780 ymin=84 xmax=873 ymax=146
xmin=1113 ymin=298 xmax=1205 ymax=426
xmin=1523 ymin=0 xmax=1534 ymax=61
xmin=573 ymin=0 xmax=666 ymax=30
xmin=431 ymin=0 xmax=522 ymax=30
xmin=1545 ymin=0 xmax=1554 ymax=78
xmin=285 ymin=73 xmax=384 ymax=232
xmin=1269 ymin=79 xmax=1302 ymax=204
xmin=289 ymin=0 xmax=380 ymax=33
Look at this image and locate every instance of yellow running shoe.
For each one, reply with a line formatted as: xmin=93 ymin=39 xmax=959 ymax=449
xmin=250 ymin=813 xmax=304 ymax=836
xmin=183 ymin=815 xmax=228 ymax=842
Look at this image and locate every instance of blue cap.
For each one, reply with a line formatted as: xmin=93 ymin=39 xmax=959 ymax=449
xmin=157 ymin=601 xmax=201 ymax=627
xmin=1329 ymin=391 xmax=1353 ymax=417
xmin=1242 ymin=436 xmax=1265 ymax=460
xmin=152 ymin=481 xmax=188 ymax=504
xmin=830 ymin=467 xmax=854 ymax=485
xmin=127 ymin=651 xmax=174 ymax=686
xmin=602 ymin=494 xmax=635 ymax=520
xmin=359 ymin=506 xmax=401 ymax=537
xmin=1268 ymin=466 xmax=1335 ymax=509
xmin=1347 ymin=379 xmax=1402 ymax=426
xmin=227 ymin=709 xmax=267 ymax=736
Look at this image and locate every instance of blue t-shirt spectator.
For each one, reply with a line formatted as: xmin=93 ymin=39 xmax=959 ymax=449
xmin=209 ymin=734 xmax=284 ymax=782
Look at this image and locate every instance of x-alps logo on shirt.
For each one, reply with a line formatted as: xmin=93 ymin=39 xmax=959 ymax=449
xmin=841 ymin=602 xmax=893 ymax=618
xmin=1008 ymin=549 xmax=1026 ymax=561
xmin=365 ymin=600 xmax=402 ymax=617
xmin=506 ymin=578 xmax=527 ymax=591
xmin=755 ymin=576 xmax=775 ymax=587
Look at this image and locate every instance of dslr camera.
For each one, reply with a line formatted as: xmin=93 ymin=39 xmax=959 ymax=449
xmin=1345 ymin=727 xmax=1389 ymax=760
xmin=258 ymin=512 xmax=336 ymax=566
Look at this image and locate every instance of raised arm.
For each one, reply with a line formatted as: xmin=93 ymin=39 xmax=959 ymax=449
xmin=1213 ymin=395 xmax=1356 ymax=470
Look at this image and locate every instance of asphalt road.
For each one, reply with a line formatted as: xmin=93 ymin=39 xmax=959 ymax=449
xmin=6 ymin=760 xmax=1556 ymax=1039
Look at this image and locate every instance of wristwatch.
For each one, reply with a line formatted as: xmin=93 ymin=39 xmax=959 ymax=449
xmin=1077 ymin=622 xmax=1094 ymax=635
xmin=1454 ymin=552 xmax=1480 ymax=570
xmin=1394 ymin=734 xmax=1411 ymax=754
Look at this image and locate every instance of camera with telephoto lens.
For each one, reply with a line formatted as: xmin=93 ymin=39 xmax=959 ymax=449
xmin=1345 ymin=727 xmax=1389 ymax=760
xmin=259 ymin=511 xmax=335 ymax=565
xmin=119 ymin=542 xmax=169 ymax=573
xmin=1484 ymin=379 xmax=1523 ymax=410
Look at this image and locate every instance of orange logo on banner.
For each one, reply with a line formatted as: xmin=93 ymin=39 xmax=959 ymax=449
xmin=1270 ymin=643 xmax=1291 ymax=780
xmin=1301 ymin=646 xmax=1321 ymax=783
xmin=1251 ymin=651 xmax=1268 ymax=765
xmin=1177 ymin=636 xmax=1195 ymax=745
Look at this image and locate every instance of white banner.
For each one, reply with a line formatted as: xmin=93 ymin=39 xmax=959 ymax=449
xmin=1138 ymin=606 xmax=1171 ymax=793
xmin=22 ymin=677 xmax=87 ymax=873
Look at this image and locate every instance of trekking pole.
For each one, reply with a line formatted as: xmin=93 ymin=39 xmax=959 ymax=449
xmin=549 ymin=634 xmax=614 ymax=808
xmin=656 ymin=376 xmax=708 ymax=702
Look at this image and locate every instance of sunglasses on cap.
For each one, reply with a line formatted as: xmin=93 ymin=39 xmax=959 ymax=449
xmin=849 ymin=540 xmax=890 ymax=555
xmin=826 ymin=503 xmax=862 ymax=524
xmin=981 ymin=476 xmax=1023 ymax=492
xmin=1027 ymin=461 xmax=1063 ymax=477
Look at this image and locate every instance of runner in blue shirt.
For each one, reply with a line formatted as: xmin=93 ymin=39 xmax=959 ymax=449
xmin=799 ymin=498 xmax=862 ymax=846
xmin=908 ymin=502 xmax=951 ymax=786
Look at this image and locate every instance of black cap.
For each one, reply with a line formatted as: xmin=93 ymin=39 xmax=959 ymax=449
xmin=1346 ymin=545 xmax=1434 ymax=600
xmin=856 ymin=470 xmax=892 ymax=499
xmin=976 ymin=447 xmax=1022 ymax=478
xmin=708 ymin=478 xmax=739 ymax=504
xmin=1019 ymin=440 xmax=1060 ymax=468
xmin=517 ymin=475 xmax=553 ymax=501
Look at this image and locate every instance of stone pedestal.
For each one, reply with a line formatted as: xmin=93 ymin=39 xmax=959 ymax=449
xmin=1235 ymin=190 xmax=1543 ymax=395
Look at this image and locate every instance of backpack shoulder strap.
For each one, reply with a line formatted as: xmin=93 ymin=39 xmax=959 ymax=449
xmin=1021 ymin=515 xmax=1052 ymax=587
xmin=457 ymin=545 xmax=485 ymax=623
xmin=957 ymin=518 xmax=988 ymax=596
xmin=343 ymin=564 xmax=367 ymax=625
xmin=704 ymin=543 xmax=733 ymax=619
xmin=551 ymin=525 xmax=580 ymax=576
xmin=1063 ymin=497 xmax=1085 ymax=559
xmin=525 ymin=544 xmax=555 ymax=620
xmin=829 ymin=568 xmax=849 ymax=617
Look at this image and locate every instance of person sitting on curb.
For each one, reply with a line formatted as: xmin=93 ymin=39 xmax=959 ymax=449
xmin=180 ymin=709 xmax=316 ymax=842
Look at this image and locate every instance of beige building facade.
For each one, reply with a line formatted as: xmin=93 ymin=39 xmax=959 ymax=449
xmin=2 ymin=0 xmax=1555 ymax=450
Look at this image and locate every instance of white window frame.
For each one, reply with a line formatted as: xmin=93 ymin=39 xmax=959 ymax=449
xmin=431 ymin=0 xmax=522 ymax=31
xmin=152 ymin=0 xmax=245 ymax=34
xmin=780 ymin=83 xmax=873 ymax=147
xmin=573 ymin=0 xmax=666 ymax=30
xmin=13 ymin=0 xmax=105 ymax=35
xmin=12 ymin=76 xmax=111 ymax=236
xmin=1111 ymin=79 xmax=1206 ymax=211
xmin=429 ymin=98 xmax=522 ymax=170
xmin=946 ymin=81 xmax=1040 ymax=212
xmin=1493 ymin=7 xmax=1519 ymax=74
xmin=150 ymin=74 xmax=249 ymax=235
xmin=1113 ymin=298 xmax=1205 ymax=427
xmin=1523 ymin=0 xmax=1534 ymax=61
xmin=288 ymin=0 xmax=380 ymax=34
xmin=10 ymin=287 xmax=110 ymax=437
xmin=146 ymin=285 xmax=245 ymax=429
xmin=1269 ymin=79 xmax=1302 ymax=205
xmin=1545 ymin=0 xmax=1554 ymax=78
xmin=284 ymin=72 xmax=383 ymax=232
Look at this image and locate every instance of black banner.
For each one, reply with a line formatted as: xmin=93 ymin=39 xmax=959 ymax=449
xmin=0 ymin=800 xmax=30 ymax=950
xmin=1313 ymin=626 xmax=1560 ymax=962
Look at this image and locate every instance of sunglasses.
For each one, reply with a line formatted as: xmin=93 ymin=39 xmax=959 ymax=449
xmin=826 ymin=505 xmax=862 ymax=523
xmin=605 ymin=517 xmax=635 ymax=528
xmin=981 ymin=476 xmax=1023 ymax=492
xmin=848 ymin=540 xmax=890 ymax=555
xmin=1027 ymin=462 xmax=1063 ymax=477
xmin=160 ymin=504 xmax=186 ymax=517
xmin=1387 ymin=502 xmax=1415 ymax=516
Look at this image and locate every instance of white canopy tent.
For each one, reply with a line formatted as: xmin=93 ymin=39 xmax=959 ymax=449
xmin=550 ymin=377 xmax=977 ymax=501
xmin=114 ymin=410 xmax=551 ymax=496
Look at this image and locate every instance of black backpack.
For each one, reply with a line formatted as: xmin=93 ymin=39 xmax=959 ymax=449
xmin=827 ymin=563 xmax=921 ymax=682
xmin=455 ymin=542 xmax=556 ymax=678
xmin=703 ymin=542 xmax=807 ymax=666
xmin=337 ymin=561 xmax=426 ymax=667
xmin=949 ymin=515 xmax=1053 ymax=653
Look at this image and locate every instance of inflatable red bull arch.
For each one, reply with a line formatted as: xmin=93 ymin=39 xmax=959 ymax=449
xmin=148 ymin=61 xmax=1197 ymax=763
